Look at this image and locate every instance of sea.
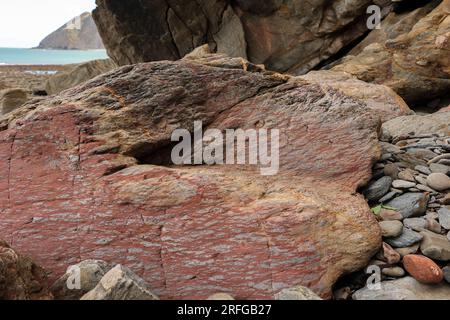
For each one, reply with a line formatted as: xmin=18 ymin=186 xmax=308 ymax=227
xmin=0 ymin=47 xmax=109 ymax=65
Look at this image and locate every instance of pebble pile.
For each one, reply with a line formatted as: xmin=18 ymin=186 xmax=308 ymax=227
xmin=337 ymin=134 xmax=450 ymax=299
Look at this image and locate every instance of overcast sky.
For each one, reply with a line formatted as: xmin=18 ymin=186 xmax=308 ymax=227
xmin=0 ymin=0 xmax=97 ymax=48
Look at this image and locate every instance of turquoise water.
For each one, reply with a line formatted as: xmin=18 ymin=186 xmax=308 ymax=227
xmin=0 ymin=47 xmax=109 ymax=65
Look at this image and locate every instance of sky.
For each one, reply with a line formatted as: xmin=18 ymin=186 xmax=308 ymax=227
xmin=0 ymin=0 xmax=97 ymax=48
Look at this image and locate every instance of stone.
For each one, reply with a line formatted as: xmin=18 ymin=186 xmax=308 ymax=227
xmin=379 ymin=221 xmax=404 ymax=238
xmin=45 ymin=59 xmax=116 ymax=95
xmin=385 ymin=228 xmax=423 ymax=248
xmin=382 ymin=112 xmax=450 ymax=143
xmin=379 ymin=208 xmax=404 ymax=221
xmin=93 ymin=0 xmax=391 ymax=74
xmin=384 ymin=164 xmax=400 ymax=180
xmin=403 ymin=255 xmax=444 ymax=284
xmin=427 ymin=173 xmax=450 ymax=192
xmin=382 ymin=267 xmax=405 ymax=278
xmin=427 ymin=217 xmax=442 ymax=234
xmin=207 ymin=293 xmax=235 ymax=300
xmin=395 ymin=244 xmax=420 ymax=258
xmin=403 ymin=218 xmax=427 ymax=232
xmin=392 ymin=180 xmax=416 ymax=189
xmin=363 ymin=177 xmax=393 ymax=202
xmin=420 ymin=230 xmax=450 ymax=261
xmin=50 ymin=260 xmax=114 ymax=300
xmin=274 ymin=286 xmax=322 ymax=301
xmin=333 ymin=1 xmax=450 ymax=106
xmin=386 ymin=193 xmax=429 ymax=219
xmin=81 ymin=265 xmax=159 ymax=300
xmin=0 ymin=240 xmax=52 ymax=300
xmin=438 ymin=207 xmax=450 ymax=230
xmin=377 ymin=242 xmax=401 ymax=265
xmin=353 ymin=277 xmax=450 ymax=300
xmin=415 ymin=175 xmax=429 ymax=186
xmin=398 ymin=170 xmax=416 ymax=182
xmin=415 ymin=165 xmax=432 ymax=176
xmin=379 ymin=191 xmax=399 ymax=204
xmin=440 ymin=193 xmax=450 ymax=205
xmin=0 ymin=88 xmax=29 ymax=115
xmin=0 ymin=57 xmax=384 ymax=299
xmin=443 ymin=266 xmax=450 ymax=284
xmin=430 ymin=163 xmax=450 ymax=175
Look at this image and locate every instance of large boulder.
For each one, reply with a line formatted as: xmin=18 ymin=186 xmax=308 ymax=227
xmin=93 ymin=0 xmax=391 ymax=74
xmin=333 ymin=0 xmax=450 ymax=106
xmin=0 ymin=240 xmax=52 ymax=300
xmin=0 ymin=55 xmax=388 ymax=299
xmin=45 ymin=59 xmax=116 ymax=95
xmin=0 ymin=88 xmax=29 ymax=115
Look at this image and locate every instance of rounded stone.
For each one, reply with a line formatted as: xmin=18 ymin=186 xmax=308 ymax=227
xmin=392 ymin=180 xmax=416 ymax=189
xmin=384 ymin=163 xmax=399 ymax=179
xmin=363 ymin=176 xmax=393 ymax=202
xmin=386 ymin=193 xmax=429 ymax=219
xmin=379 ymin=221 xmax=404 ymax=238
xmin=443 ymin=266 xmax=450 ymax=284
xmin=403 ymin=255 xmax=444 ymax=284
xmin=382 ymin=266 xmax=406 ymax=278
xmin=427 ymin=173 xmax=450 ymax=192
xmin=379 ymin=208 xmax=403 ymax=221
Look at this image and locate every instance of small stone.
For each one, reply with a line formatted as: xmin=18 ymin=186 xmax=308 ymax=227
xmin=363 ymin=176 xmax=393 ymax=202
xmin=403 ymin=218 xmax=427 ymax=232
xmin=207 ymin=293 xmax=235 ymax=300
xmin=439 ymin=193 xmax=450 ymax=205
xmin=386 ymin=193 xmax=429 ymax=219
xmin=430 ymin=163 xmax=450 ymax=175
xmin=398 ymin=169 xmax=416 ymax=182
xmin=403 ymin=255 xmax=444 ymax=284
xmin=379 ymin=208 xmax=403 ymax=221
xmin=420 ymin=230 xmax=450 ymax=261
xmin=438 ymin=207 xmax=450 ymax=230
xmin=392 ymin=180 xmax=416 ymax=189
xmin=426 ymin=211 xmax=439 ymax=220
xmin=384 ymin=163 xmax=399 ymax=179
xmin=379 ymin=221 xmax=404 ymax=238
xmin=382 ymin=266 xmax=405 ymax=278
xmin=426 ymin=217 xmax=442 ymax=234
xmin=385 ymin=228 xmax=423 ymax=248
xmin=275 ymin=286 xmax=322 ymax=300
xmin=443 ymin=267 xmax=450 ymax=284
xmin=377 ymin=242 xmax=401 ymax=264
xmin=415 ymin=165 xmax=432 ymax=175
xmin=379 ymin=191 xmax=398 ymax=203
xmin=415 ymin=175 xmax=429 ymax=186
xmin=417 ymin=184 xmax=435 ymax=193
xmin=395 ymin=244 xmax=420 ymax=257
xmin=427 ymin=173 xmax=450 ymax=192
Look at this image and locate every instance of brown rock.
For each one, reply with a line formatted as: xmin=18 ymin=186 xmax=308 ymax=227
xmin=0 ymin=88 xmax=28 ymax=115
xmin=379 ymin=209 xmax=403 ymax=221
xmin=403 ymin=254 xmax=444 ymax=284
xmin=0 ymin=56 xmax=384 ymax=299
xmin=377 ymin=242 xmax=401 ymax=264
xmin=333 ymin=0 xmax=450 ymax=106
xmin=0 ymin=240 xmax=52 ymax=300
xmin=93 ymin=0 xmax=391 ymax=74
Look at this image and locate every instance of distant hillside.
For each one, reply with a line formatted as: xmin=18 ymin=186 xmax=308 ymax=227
xmin=37 ymin=12 xmax=104 ymax=50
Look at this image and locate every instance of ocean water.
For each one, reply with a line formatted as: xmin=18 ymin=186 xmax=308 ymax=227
xmin=0 ymin=47 xmax=109 ymax=65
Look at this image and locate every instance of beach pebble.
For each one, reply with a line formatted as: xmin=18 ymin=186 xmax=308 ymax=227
xmin=426 ymin=217 xmax=442 ymax=234
xmin=395 ymin=244 xmax=420 ymax=257
xmin=386 ymin=193 xmax=429 ymax=219
xmin=398 ymin=170 xmax=416 ymax=182
xmin=415 ymin=165 xmax=432 ymax=175
xmin=438 ymin=207 xmax=450 ymax=230
xmin=430 ymin=163 xmax=450 ymax=175
xmin=382 ymin=266 xmax=406 ymax=278
xmin=385 ymin=228 xmax=423 ymax=248
xmin=427 ymin=173 xmax=450 ymax=192
xmin=403 ymin=218 xmax=427 ymax=232
xmin=403 ymin=254 xmax=444 ymax=284
xmin=392 ymin=180 xmax=416 ymax=189
xmin=377 ymin=242 xmax=401 ymax=264
xmin=443 ymin=267 xmax=450 ymax=284
xmin=379 ymin=208 xmax=403 ymax=221
xmin=420 ymin=230 xmax=450 ymax=261
xmin=379 ymin=221 xmax=404 ymax=238
xmin=384 ymin=163 xmax=399 ymax=179
xmin=363 ymin=176 xmax=393 ymax=202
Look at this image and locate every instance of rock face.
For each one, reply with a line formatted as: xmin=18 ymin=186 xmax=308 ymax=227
xmin=0 ymin=240 xmax=52 ymax=300
xmin=93 ymin=0 xmax=390 ymax=74
xmin=0 ymin=55 xmax=390 ymax=299
xmin=37 ymin=12 xmax=104 ymax=50
xmin=45 ymin=59 xmax=116 ymax=95
xmin=333 ymin=0 xmax=450 ymax=105
xmin=0 ymin=88 xmax=29 ymax=115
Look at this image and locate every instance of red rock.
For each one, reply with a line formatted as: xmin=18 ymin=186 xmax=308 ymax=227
xmin=403 ymin=255 xmax=444 ymax=284
xmin=0 ymin=57 xmax=388 ymax=299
